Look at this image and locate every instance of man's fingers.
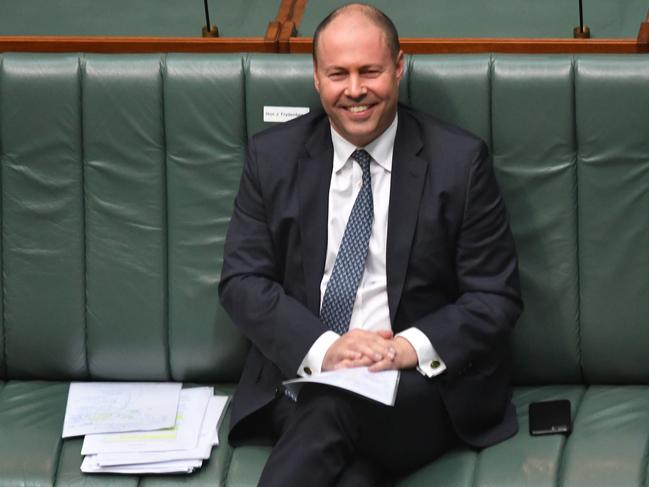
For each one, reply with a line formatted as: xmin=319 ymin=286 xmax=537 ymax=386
xmin=368 ymin=347 xmax=399 ymax=371
xmin=333 ymin=360 xmax=351 ymax=370
xmin=368 ymin=358 xmax=397 ymax=372
xmin=377 ymin=329 xmax=394 ymax=339
xmin=332 ymin=330 xmax=398 ymax=366
xmin=344 ymin=350 xmax=362 ymax=360
xmin=333 ymin=354 xmax=375 ymax=370
xmin=347 ymin=334 xmax=394 ymax=361
xmin=387 ymin=347 xmax=396 ymax=361
xmin=356 ymin=343 xmax=388 ymax=362
xmin=349 ymin=356 xmax=374 ymax=368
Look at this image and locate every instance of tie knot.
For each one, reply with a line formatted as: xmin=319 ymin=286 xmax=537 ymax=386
xmin=351 ymin=149 xmax=371 ymax=172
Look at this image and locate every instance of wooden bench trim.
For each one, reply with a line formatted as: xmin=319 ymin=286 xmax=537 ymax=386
xmin=290 ymin=36 xmax=649 ymax=54
xmin=638 ymin=10 xmax=649 ymax=44
xmin=1 ymin=35 xmax=646 ymax=55
xmin=0 ymin=36 xmax=278 ymax=53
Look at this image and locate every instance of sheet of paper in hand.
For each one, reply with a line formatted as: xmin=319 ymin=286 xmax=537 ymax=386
xmin=282 ymin=367 xmax=400 ymax=406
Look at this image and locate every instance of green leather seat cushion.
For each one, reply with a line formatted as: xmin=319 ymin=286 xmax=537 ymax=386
xmin=0 ymin=382 xmax=236 ymax=487
xmin=201 ymin=385 xmax=649 ymax=487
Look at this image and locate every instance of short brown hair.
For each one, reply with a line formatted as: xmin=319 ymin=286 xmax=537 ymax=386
xmin=312 ymin=3 xmax=401 ymax=63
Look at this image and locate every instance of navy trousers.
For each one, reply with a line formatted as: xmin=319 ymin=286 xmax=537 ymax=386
xmin=256 ymin=369 xmax=459 ymax=487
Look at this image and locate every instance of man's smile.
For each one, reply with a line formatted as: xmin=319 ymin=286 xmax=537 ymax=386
xmin=347 ymin=105 xmax=370 ymax=113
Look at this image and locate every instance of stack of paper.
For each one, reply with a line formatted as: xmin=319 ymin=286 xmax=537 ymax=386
xmin=62 ymin=382 xmax=229 ymax=474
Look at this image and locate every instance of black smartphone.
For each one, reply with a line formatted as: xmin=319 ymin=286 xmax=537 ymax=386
xmin=529 ymin=399 xmax=571 ymax=436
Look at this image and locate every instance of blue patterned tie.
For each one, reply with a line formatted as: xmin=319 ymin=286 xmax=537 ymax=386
xmin=320 ymin=149 xmax=374 ymax=335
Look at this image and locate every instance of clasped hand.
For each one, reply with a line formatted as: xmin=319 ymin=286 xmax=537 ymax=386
xmin=322 ymin=329 xmax=417 ymax=372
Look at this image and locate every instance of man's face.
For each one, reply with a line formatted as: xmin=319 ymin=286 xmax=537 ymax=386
xmin=313 ymin=13 xmax=404 ymax=147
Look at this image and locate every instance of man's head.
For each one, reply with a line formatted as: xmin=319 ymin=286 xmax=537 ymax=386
xmin=312 ymin=3 xmax=404 ymax=147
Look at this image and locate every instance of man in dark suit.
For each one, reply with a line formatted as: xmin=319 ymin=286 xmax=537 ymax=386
xmin=219 ymin=3 xmax=522 ymax=486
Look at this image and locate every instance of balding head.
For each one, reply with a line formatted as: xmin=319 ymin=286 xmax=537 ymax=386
xmin=313 ymin=3 xmax=400 ymax=65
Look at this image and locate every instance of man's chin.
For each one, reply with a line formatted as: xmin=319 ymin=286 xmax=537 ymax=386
xmin=335 ymin=122 xmax=380 ymax=147
xmin=343 ymin=132 xmax=378 ymax=147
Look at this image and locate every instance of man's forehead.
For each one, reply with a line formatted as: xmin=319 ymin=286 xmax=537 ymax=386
xmin=316 ymin=14 xmax=390 ymax=60
xmin=321 ymin=9 xmax=382 ymax=38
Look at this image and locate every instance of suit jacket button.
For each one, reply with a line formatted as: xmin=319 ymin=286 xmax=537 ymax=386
xmin=431 ymin=360 xmax=441 ymax=369
xmin=303 ymin=367 xmax=312 ymax=376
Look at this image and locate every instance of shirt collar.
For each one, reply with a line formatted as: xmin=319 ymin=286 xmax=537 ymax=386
xmin=330 ymin=114 xmax=398 ymax=173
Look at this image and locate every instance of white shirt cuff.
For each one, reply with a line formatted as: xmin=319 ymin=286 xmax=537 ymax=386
xmin=396 ymin=327 xmax=447 ymax=378
xmin=297 ymin=331 xmax=340 ymax=377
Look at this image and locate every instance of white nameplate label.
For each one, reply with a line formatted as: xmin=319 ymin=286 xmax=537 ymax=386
xmin=263 ymin=106 xmax=310 ymax=123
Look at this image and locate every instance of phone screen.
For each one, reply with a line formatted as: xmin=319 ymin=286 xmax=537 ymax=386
xmin=529 ymin=399 xmax=571 ymax=436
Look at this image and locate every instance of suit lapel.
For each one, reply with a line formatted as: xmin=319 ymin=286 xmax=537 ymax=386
xmin=387 ymin=110 xmax=428 ymax=325
xmin=298 ymin=119 xmax=333 ymax=315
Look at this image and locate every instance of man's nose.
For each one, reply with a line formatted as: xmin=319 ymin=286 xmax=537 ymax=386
xmin=345 ymin=74 xmax=366 ymax=99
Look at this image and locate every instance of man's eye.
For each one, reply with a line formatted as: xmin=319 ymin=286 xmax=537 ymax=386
xmin=329 ymin=72 xmax=346 ymax=80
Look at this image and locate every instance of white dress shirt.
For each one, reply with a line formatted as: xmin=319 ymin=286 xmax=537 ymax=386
xmin=297 ymin=115 xmax=447 ymax=378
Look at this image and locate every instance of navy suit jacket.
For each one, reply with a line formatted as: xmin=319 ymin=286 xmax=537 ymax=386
xmin=219 ymin=104 xmax=523 ymax=448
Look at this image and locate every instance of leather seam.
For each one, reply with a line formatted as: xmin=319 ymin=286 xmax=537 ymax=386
xmin=222 ymin=442 xmax=235 ymax=487
xmin=639 ymin=420 xmax=649 ymax=487
xmin=405 ymin=53 xmax=413 ymax=106
xmin=638 ymin=389 xmax=649 ymax=487
xmin=555 ymin=385 xmax=587 ymax=486
xmin=242 ymin=53 xmax=249 ymax=142
xmin=488 ymin=53 xmax=494 ymax=154
xmin=0 ymin=54 xmax=6 ymax=378
xmin=161 ymin=53 xmax=172 ymax=380
xmin=79 ymin=54 xmax=90 ymax=379
xmin=51 ymin=410 xmax=65 ymax=487
xmin=468 ymin=449 xmax=480 ymax=487
xmin=572 ymin=55 xmax=585 ymax=382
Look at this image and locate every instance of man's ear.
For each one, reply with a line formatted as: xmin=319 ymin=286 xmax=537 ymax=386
xmin=313 ymin=61 xmax=321 ymax=93
xmin=395 ymin=50 xmax=405 ymax=82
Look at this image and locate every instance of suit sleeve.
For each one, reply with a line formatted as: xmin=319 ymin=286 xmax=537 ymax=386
xmin=418 ymin=142 xmax=523 ymax=379
xmin=218 ymin=139 xmax=328 ymax=379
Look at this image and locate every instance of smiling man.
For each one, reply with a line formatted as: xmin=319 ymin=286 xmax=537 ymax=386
xmin=219 ymin=3 xmax=523 ymax=486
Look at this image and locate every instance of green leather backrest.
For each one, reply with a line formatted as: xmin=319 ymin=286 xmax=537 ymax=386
xmin=576 ymin=56 xmax=649 ymax=384
xmin=491 ymin=55 xmax=581 ymax=384
xmin=164 ymin=54 xmax=249 ymax=383
xmin=0 ymin=53 xmax=248 ymax=381
xmin=1 ymin=54 xmax=86 ymax=380
xmin=245 ymin=55 xmax=323 ymax=139
xmin=409 ymin=55 xmax=491 ymax=148
xmin=1 ymin=53 xmax=648 ymax=385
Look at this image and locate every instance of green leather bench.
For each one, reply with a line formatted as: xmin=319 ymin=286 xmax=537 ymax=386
xmin=0 ymin=52 xmax=648 ymax=487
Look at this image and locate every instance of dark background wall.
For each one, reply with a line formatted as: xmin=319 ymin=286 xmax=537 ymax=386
xmin=0 ymin=0 xmax=281 ymax=37
xmin=300 ymin=0 xmax=649 ymax=38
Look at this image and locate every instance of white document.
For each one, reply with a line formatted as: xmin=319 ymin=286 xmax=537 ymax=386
xmin=81 ymin=387 xmax=212 ymax=454
xmin=81 ymin=455 xmax=201 ymax=474
xmin=283 ymin=367 xmax=400 ymax=406
xmin=62 ymin=382 xmax=182 ymax=438
xmin=94 ymin=395 xmax=229 ymax=466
